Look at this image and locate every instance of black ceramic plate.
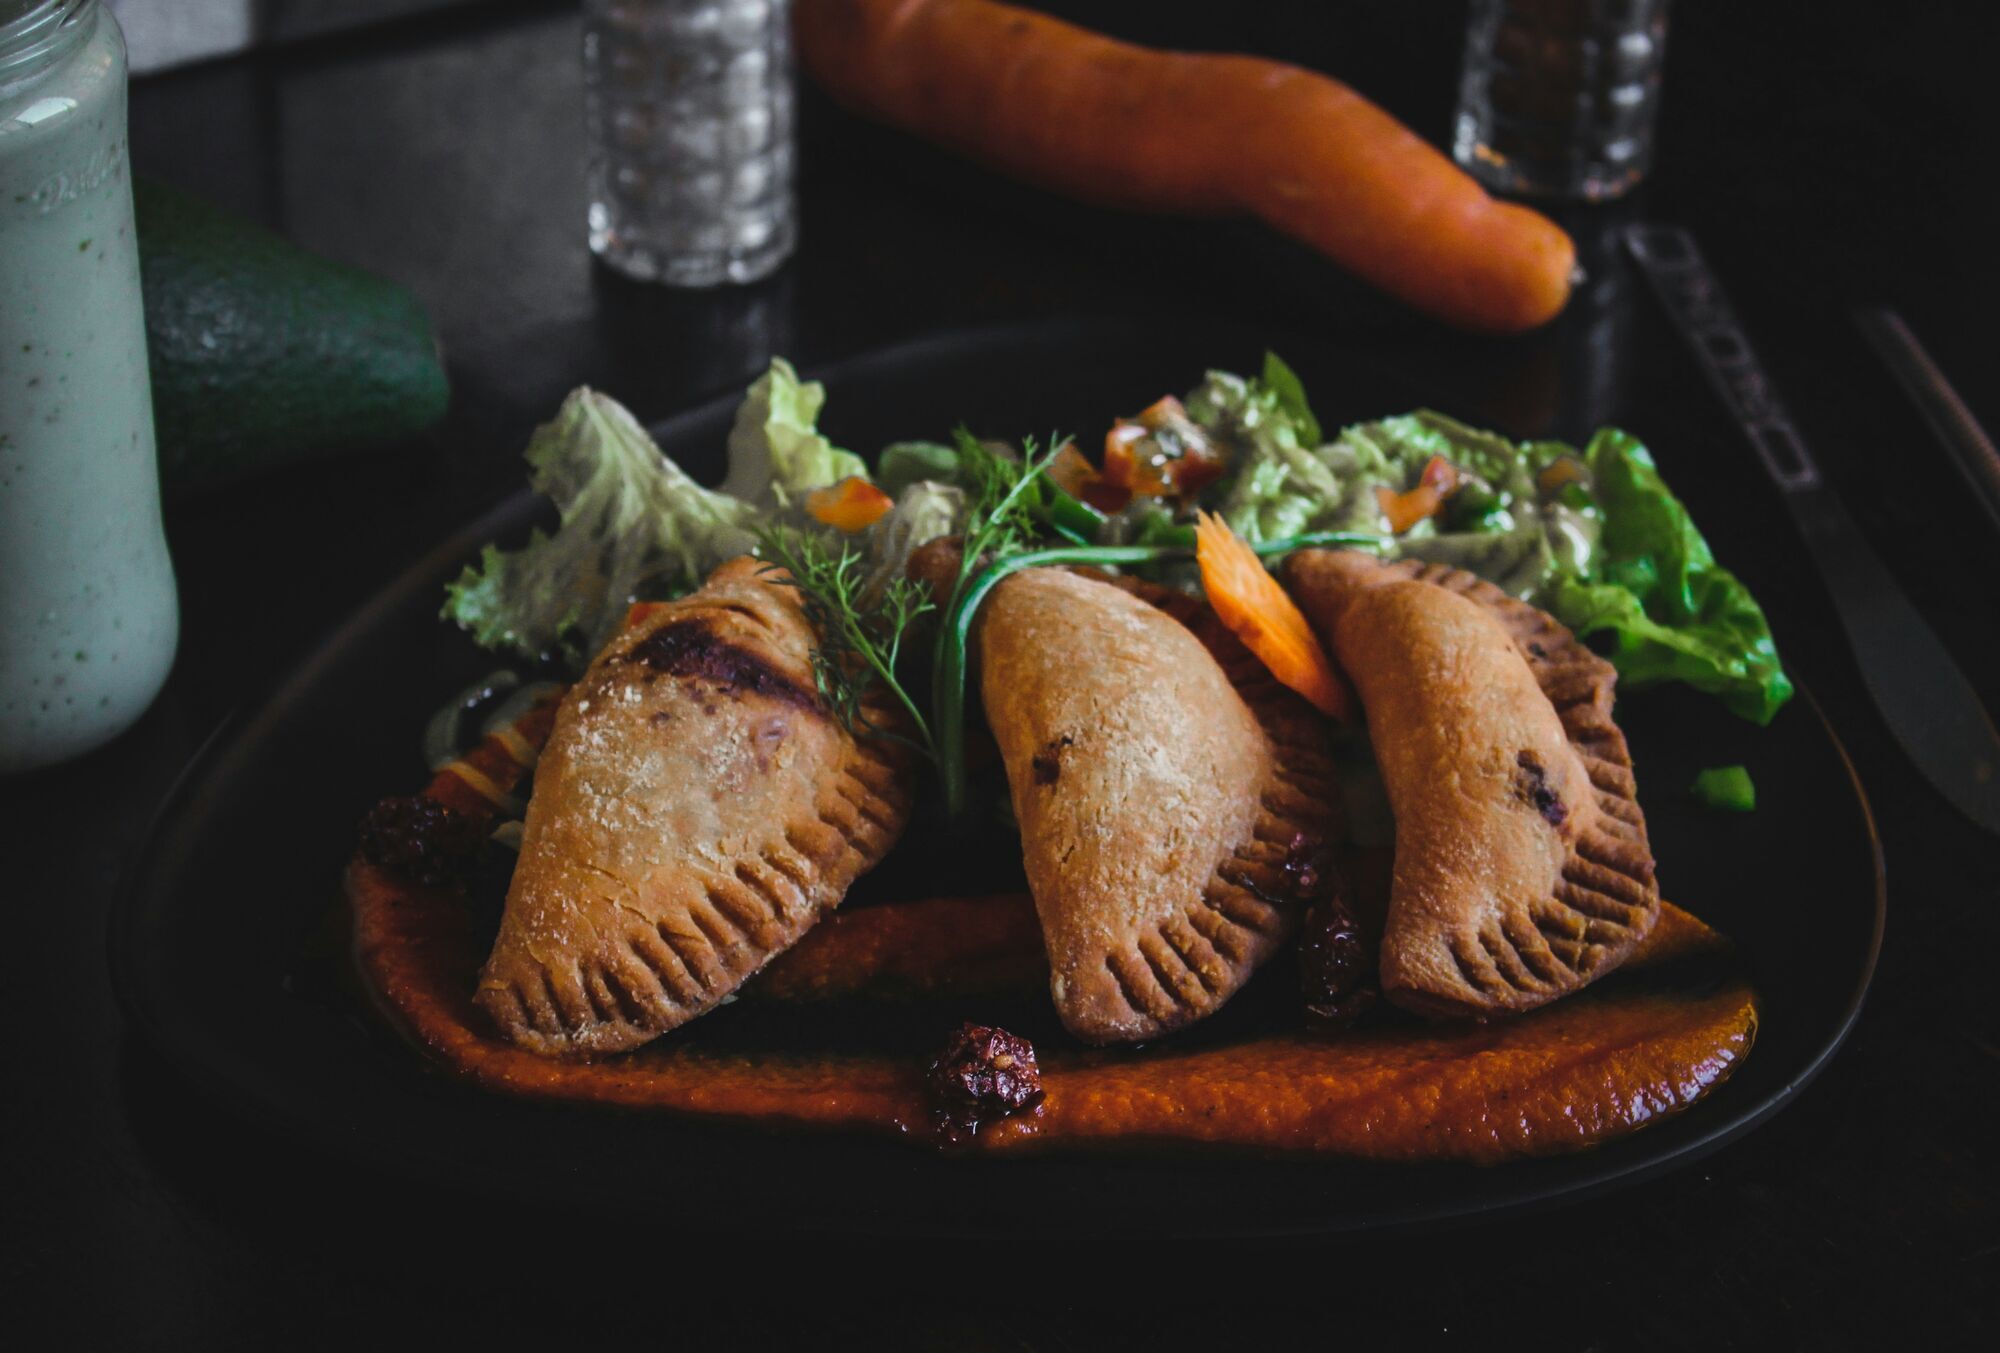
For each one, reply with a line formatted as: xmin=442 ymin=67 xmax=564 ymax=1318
xmin=109 ymin=319 xmax=1883 ymax=1238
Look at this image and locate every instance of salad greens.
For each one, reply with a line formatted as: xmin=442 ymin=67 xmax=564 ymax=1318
xmin=1546 ymin=431 xmax=1793 ymax=724
xmin=1196 ymin=386 xmax=1791 ymax=724
xmin=1691 ymin=764 xmax=1757 ymax=812
xmin=440 ymin=387 xmax=760 ymax=664
xmin=718 ymin=358 xmax=869 ymax=510
xmin=445 ymin=349 xmax=1793 ymax=821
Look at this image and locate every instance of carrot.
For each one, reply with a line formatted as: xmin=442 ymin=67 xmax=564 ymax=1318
xmin=795 ymin=0 xmax=1576 ymax=333
xmin=805 ymin=476 xmax=897 ymax=532
xmin=1193 ymin=511 xmax=1353 ymax=722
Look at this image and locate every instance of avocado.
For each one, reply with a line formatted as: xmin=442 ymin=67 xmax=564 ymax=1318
xmin=135 ymin=178 xmax=450 ymax=498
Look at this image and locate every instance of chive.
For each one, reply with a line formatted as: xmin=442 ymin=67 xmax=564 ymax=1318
xmin=931 ymin=530 xmax=1387 ymax=817
xmin=1690 ymin=765 xmax=1756 ymax=812
xmin=1043 ymin=491 xmax=1107 ymax=543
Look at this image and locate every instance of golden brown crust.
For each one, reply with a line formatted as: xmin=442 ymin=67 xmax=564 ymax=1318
xmin=474 ymin=556 xmax=911 ymax=1057
xmin=979 ymin=568 xmax=1339 ymax=1044
xmin=1284 ymin=550 xmax=1658 ymax=1019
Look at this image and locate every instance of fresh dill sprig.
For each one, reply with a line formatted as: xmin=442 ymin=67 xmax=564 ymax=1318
xmin=756 ymin=527 xmax=936 ymax=760
xmin=950 ymin=427 xmax=1057 ymax=571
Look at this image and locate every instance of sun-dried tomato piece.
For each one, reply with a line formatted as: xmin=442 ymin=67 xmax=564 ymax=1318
xmin=358 ymin=794 xmax=486 ymax=887
xmin=927 ymin=1021 xmax=1045 ymax=1144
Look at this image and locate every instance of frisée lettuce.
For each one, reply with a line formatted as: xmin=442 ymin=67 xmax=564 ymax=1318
xmin=442 ymin=359 xmax=874 ymax=665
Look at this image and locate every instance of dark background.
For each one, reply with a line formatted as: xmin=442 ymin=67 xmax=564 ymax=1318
xmin=8 ymin=0 xmax=1998 ymax=1345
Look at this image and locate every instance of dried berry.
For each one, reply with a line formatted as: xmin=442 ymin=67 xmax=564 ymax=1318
xmin=1280 ymin=830 xmax=1328 ymax=899
xmin=927 ymin=1022 xmax=1044 ymax=1145
xmin=357 ymin=794 xmax=485 ymax=887
xmin=1299 ymin=885 xmax=1375 ymax=1030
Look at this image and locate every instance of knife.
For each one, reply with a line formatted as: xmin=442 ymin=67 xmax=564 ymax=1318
xmin=1625 ymin=224 xmax=2000 ymax=836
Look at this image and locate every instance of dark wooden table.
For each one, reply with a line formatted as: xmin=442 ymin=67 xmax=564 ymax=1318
xmin=10 ymin=1 xmax=1997 ymax=1345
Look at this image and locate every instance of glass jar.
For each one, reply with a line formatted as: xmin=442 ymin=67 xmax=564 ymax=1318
xmin=1453 ymin=0 xmax=1672 ymax=202
xmin=582 ymin=0 xmax=796 ymax=286
xmin=0 ymin=0 xmax=177 ymax=773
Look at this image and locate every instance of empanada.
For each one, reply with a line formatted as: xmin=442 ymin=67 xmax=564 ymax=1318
xmin=979 ymin=567 xmax=1338 ymax=1044
xmin=1285 ymin=550 xmax=1658 ymax=1019
xmin=476 ymin=557 xmax=911 ymax=1056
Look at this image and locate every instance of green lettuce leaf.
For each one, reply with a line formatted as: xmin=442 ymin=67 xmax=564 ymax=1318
xmin=1259 ymin=351 xmax=1322 ymax=449
xmin=863 ymin=478 xmax=966 ymax=598
xmin=720 ymin=357 xmax=868 ymax=510
xmin=876 ymin=440 xmax=961 ymax=499
xmin=1191 ymin=363 xmax=1793 ymax=721
xmin=1546 ymin=429 xmax=1793 ymax=724
xmin=441 ymin=388 xmax=758 ymax=663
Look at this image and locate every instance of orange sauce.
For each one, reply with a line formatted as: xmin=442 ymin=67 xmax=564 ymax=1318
xmin=348 ymin=695 xmax=1756 ymax=1160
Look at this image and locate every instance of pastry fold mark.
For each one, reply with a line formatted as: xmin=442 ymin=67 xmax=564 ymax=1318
xmin=979 ymin=567 xmax=1339 ymax=1044
xmin=1285 ymin=550 xmax=1658 ymax=1019
xmin=476 ymin=556 xmax=911 ymax=1057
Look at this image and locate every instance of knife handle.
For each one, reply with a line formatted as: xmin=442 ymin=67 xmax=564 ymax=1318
xmin=1624 ymin=225 xmax=1821 ymax=493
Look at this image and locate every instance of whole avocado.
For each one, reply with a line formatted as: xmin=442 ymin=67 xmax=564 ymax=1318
xmin=135 ymin=178 xmax=450 ymax=498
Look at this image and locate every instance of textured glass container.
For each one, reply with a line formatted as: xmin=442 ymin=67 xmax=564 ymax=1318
xmin=583 ymin=0 xmax=796 ymax=286
xmin=1453 ymin=0 xmax=1671 ymax=202
xmin=1 ymin=0 xmax=177 ymax=772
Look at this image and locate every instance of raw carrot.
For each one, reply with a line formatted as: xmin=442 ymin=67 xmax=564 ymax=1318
xmin=1193 ymin=510 xmax=1353 ymax=722
xmin=795 ymin=0 xmax=1576 ymax=333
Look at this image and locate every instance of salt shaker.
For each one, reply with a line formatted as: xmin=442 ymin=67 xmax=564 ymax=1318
xmin=1 ymin=0 xmax=177 ymax=773
xmin=583 ymin=0 xmax=797 ymax=286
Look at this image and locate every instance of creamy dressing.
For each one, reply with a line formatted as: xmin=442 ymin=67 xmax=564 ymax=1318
xmin=0 ymin=0 xmax=176 ymax=772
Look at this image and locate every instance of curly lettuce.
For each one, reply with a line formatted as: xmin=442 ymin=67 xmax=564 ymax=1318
xmin=441 ymin=388 xmax=759 ymax=663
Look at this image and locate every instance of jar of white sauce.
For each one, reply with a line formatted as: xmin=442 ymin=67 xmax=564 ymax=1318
xmin=1 ymin=0 xmax=176 ymax=773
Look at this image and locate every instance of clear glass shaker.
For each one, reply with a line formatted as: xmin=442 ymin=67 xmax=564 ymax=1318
xmin=1453 ymin=0 xmax=1672 ymax=202
xmin=1 ymin=0 xmax=178 ymax=773
xmin=583 ymin=0 xmax=796 ymax=286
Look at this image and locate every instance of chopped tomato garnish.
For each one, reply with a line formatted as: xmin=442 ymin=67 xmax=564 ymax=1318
xmin=1050 ymin=441 xmax=1132 ymax=513
xmin=1418 ymin=455 xmax=1461 ymax=496
xmin=1194 ymin=511 xmax=1353 ymax=722
xmin=1103 ymin=395 xmax=1223 ymax=503
xmin=1376 ymin=456 xmax=1459 ymax=534
xmin=1375 ymin=483 xmax=1443 ymax=534
xmin=805 ymin=476 xmax=896 ymax=532
xmin=1047 ymin=442 xmax=1099 ymax=499
xmin=1536 ymin=455 xmax=1584 ymax=496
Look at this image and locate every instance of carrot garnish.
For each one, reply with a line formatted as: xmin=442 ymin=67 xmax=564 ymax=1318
xmin=805 ymin=476 xmax=897 ymax=532
xmin=1193 ymin=510 xmax=1353 ymax=722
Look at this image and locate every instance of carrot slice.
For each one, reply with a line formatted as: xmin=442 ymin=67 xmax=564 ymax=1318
xmin=1194 ymin=510 xmax=1353 ymax=722
xmin=805 ymin=476 xmax=896 ymax=532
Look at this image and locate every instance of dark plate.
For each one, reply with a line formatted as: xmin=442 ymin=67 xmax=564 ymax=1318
xmin=108 ymin=319 xmax=1884 ymax=1238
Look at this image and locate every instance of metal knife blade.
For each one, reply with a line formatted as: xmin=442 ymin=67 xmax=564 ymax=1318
xmin=1626 ymin=224 xmax=2000 ymax=836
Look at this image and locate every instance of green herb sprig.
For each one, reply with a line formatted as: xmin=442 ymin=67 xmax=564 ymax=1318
xmin=756 ymin=527 xmax=936 ymax=761
xmin=766 ymin=427 xmax=1384 ymax=821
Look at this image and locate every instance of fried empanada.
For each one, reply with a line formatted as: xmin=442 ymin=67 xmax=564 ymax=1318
xmin=475 ymin=557 xmax=911 ymax=1056
xmin=1285 ymin=550 xmax=1658 ymax=1019
xmin=979 ymin=567 xmax=1338 ymax=1044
